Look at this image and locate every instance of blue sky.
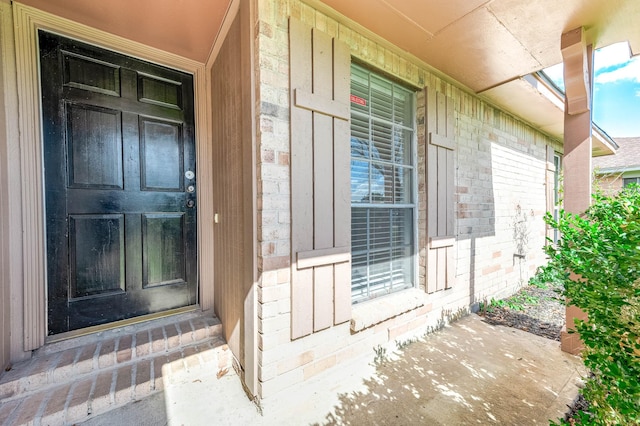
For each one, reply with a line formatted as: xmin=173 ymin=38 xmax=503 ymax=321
xmin=544 ymin=43 xmax=640 ymax=138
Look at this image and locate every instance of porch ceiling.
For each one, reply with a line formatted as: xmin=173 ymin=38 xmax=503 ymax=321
xmin=318 ymin=0 xmax=640 ymax=144
xmin=320 ymin=0 xmax=640 ymax=93
xmin=20 ymin=0 xmax=639 ymax=142
xmin=22 ymin=0 xmax=640 ymax=89
xmin=19 ymin=0 xmax=232 ymax=64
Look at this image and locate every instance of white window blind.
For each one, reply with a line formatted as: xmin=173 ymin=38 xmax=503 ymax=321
xmin=350 ymin=64 xmax=415 ymax=302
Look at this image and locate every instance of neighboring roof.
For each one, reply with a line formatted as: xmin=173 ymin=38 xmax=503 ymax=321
xmin=593 ymin=137 xmax=640 ymax=173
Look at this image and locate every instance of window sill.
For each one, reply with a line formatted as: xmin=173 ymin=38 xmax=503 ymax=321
xmin=350 ymin=288 xmax=425 ymax=333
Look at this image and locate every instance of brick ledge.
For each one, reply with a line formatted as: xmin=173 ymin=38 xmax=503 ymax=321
xmin=350 ymin=289 xmax=425 ymax=333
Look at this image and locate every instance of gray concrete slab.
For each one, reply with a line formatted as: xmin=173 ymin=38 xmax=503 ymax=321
xmin=81 ymin=392 xmax=168 ymax=426
xmin=80 ymin=314 xmax=585 ymax=425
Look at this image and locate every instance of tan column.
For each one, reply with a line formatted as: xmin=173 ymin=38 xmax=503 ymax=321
xmin=560 ymin=28 xmax=592 ymax=354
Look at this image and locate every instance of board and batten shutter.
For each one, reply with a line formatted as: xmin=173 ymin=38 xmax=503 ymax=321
xmin=545 ymin=145 xmax=557 ymax=243
xmin=289 ymin=18 xmax=351 ymax=339
xmin=425 ymin=87 xmax=455 ymax=293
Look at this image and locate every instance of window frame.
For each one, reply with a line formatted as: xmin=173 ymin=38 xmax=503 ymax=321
xmin=553 ymin=153 xmax=562 ymax=244
xmin=349 ymin=63 xmax=419 ymax=304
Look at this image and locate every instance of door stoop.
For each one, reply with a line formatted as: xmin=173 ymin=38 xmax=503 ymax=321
xmin=0 ymin=311 xmax=233 ymax=425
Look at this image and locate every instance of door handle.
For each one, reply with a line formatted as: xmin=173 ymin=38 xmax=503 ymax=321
xmin=186 ymin=199 xmax=195 ymax=208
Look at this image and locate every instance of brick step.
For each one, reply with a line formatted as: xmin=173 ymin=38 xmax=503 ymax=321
xmin=0 ymin=315 xmax=222 ymax=400
xmin=0 ymin=314 xmax=233 ymax=425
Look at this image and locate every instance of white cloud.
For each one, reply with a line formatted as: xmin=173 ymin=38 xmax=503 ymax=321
xmin=594 ymin=42 xmax=631 ymax=69
xmin=544 ymin=63 xmax=563 ymax=79
xmin=593 ymin=42 xmax=640 ymax=84
xmin=542 ymin=63 xmax=564 ymax=88
xmin=636 ymin=89 xmax=640 ymax=97
xmin=543 ymin=42 xmax=638 ymax=87
xmin=595 ymin=57 xmax=640 ymax=84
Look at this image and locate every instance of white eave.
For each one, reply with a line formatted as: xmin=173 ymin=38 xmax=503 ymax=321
xmin=480 ymin=72 xmax=618 ymax=156
xmin=595 ymin=166 xmax=640 ymax=174
xmin=592 ymin=124 xmax=619 ymax=157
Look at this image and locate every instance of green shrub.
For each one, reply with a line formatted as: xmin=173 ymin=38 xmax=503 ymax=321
xmin=539 ymin=186 xmax=640 ymax=425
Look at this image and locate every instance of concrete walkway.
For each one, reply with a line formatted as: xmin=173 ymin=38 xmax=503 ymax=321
xmin=80 ymin=314 xmax=585 ymax=426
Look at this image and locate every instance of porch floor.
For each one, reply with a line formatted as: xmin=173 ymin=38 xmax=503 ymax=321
xmin=0 ymin=314 xmax=585 ymax=425
xmin=0 ymin=311 xmax=232 ymax=425
xmin=83 ymin=314 xmax=585 ymax=425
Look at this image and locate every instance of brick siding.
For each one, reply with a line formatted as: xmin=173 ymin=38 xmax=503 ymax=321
xmin=594 ymin=173 xmax=623 ymax=195
xmin=253 ymin=0 xmax=563 ymax=402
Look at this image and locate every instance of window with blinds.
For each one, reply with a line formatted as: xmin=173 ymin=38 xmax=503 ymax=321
xmin=350 ymin=64 xmax=415 ymax=303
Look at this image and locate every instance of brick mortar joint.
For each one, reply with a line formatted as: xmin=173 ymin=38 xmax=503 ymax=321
xmin=2 ymin=340 xmax=234 ymax=424
xmin=0 ymin=334 xmax=227 ymax=401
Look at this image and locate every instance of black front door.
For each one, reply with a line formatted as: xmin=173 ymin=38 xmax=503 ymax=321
xmin=40 ymin=31 xmax=198 ymax=335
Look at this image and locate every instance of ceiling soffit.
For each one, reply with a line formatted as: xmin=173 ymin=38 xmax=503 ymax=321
xmin=16 ymin=0 xmax=640 ymax=89
xmin=13 ymin=0 xmax=640 ymax=144
xmin=378 ymin=0 xmax=489 ymax=36
xmin=419 ymin=7 xmax=542 ymax=92
xmin=18 ymin=0 xmax=231 ymax=63
xmin=320 ymin=0 xmax=640 ymax=93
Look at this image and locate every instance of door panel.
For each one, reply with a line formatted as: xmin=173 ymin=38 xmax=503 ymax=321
xmin=69 ymin=214 xmax=125 ymax=297
xmin=62 ymin=51 xmax=121 ymax=96
xmin=138 ymin=74 xmax=183 ymax=109
xmin=142 ymin=213 xmax=186 ymax=287
xmin=140 ymin=118 xmax=184 ymax=191
xmin=40 ymin=31 xmax=198 ymax=335
xmin=66 ymin=104 xmax=124 ymax=189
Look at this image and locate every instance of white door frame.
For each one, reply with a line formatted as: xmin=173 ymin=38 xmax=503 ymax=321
xmin=10 ymin=2 xmax=214 ymax=350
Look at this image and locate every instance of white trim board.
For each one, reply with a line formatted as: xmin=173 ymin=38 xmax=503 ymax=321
xmin=11 ymin=2 xmax=214 ymax=349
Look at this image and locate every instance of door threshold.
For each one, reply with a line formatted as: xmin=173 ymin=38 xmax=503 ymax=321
xmin=45 ymin=305 xmax=201 ymax=346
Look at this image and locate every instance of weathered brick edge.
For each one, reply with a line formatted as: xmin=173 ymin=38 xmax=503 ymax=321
xmin=0 ymin=317 xmax=232 ymax=425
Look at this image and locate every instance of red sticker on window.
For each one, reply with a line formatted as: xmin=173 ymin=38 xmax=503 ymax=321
xmin=350 ymin=94 xmax=367 ymax=106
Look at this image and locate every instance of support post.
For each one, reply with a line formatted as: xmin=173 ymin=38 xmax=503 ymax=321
xmin=560 ymin=27 xmax=593 ymax=354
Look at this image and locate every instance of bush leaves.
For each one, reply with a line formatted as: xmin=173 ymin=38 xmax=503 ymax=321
xmin=541 ymin=186 xmax=640 ymax=425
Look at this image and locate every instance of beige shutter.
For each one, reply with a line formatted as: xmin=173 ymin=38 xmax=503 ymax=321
xmin=289 ymin=18 xmax=351 ymax=339
xmin=425 ymin=87 xmax=455 ymax=293
xmin=545 ymin=146 xmax=557 ymax=242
